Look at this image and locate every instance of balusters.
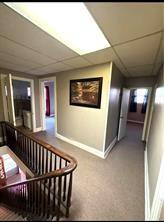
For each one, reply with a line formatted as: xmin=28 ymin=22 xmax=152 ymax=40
xmin=38 ymin=145 xmax=41 ymax=175
xmin=66 ymin=173 xmax=73 ymax=218
xmin=42 ymin=147 xmax=45 ymax=174
xmin=56 ymin=176 xmax=62 ymax=221
xmin=63 ymin=161 xmax=68 ymax=201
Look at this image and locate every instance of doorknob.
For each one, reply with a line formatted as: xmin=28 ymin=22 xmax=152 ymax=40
xmin=120 ymin=116 xmax=124 ymax=119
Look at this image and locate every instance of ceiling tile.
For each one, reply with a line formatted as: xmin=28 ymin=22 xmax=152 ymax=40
xmin=0 ymin=36 xmax=55 ymax=66
xmin=83 ymin=47 xmax=130 ymax=76
xmin=83 ymin=47 xmax=116 ymax=64
xmin=0 ymin=52 xmax=38 ymax=69
xmin=64 ymin=57 xmax=92 ymax=68
xmin=114 ymin=33 xmax=161 ymax=67
xmin=86 ymin=2 xmax=163 ymax=45
xmin=152 ymin=63 xmax=162 ymax=75
xmin=127 ymin=64 xmax=154 ymax=77
xmin=0 ymin=59 xmax=28 ymax=72
xmin=0 ymin=4 xmax=78 ymax=60
xmin=27 ymin=62 xmax=73 ymax=75
xmin=155 ymin=40 xmax=163 ymax=64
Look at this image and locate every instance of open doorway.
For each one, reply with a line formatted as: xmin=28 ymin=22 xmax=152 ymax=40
xmin=1 ymin=74 xmax=36 ymax=132
xmin=118 ymin=87 xmax=152 ymax=142
xmin=12 ymin=79 xmax=32 ymax=132
xmin=127 ymin=88 xmax=150 ymax=141
xmin=40 ymin=78 xmax=56 ymax=136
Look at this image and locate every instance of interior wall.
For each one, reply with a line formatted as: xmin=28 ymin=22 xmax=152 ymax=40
xmin=54 ymin=62 xmax=112 ymax=151
xmin=105 ymin=63 xmax=124 ymax=150
xmin=0 ymin=68 xmax=40 ymax=128
xmin=160 ymin=203 xmax=164 ymax=220
xmin=44 ymin=81 xmax=54 ymax=116
xmin=147 ymin=65 xmax=164 ymax=210
xmin=125 ymin=76 xmax=155 ymax=88
xmin=127 ymin=89 xmax=146 ymax=123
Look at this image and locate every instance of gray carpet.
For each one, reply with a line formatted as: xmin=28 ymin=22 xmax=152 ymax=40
xmin=34 ymin=123 xmax=145 ymax=221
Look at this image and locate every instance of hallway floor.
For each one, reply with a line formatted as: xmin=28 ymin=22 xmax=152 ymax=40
xmin=45 ymin=116 xmax=55 ymax=136
xmin=33 ymin=123 xmax=145 ymax=221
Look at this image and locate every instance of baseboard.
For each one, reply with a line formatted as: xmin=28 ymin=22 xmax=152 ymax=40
xmin=34 ymin=127 xmax=42 ymax=132
xmin=145 ymin=147 xmax=150 ymax=221
xmin=56 ymin=133 xmax=105 ymax=159
xmin=104 ymin=137 xmax=117 ymax=159
xmin=127 ymin=119 xmax=144 ymax=124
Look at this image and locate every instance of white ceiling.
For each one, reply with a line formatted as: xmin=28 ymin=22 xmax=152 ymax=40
xmin=0 ymin=2 xmax=163 ymax=77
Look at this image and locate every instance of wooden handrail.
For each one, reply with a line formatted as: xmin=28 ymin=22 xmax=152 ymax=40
xmin=0 ymin=121 xmax=77 ymax=164
xmin=0 ymin=121 xmax=78 ymax=220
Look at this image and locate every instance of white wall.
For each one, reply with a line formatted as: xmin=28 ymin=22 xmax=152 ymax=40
xmin=146 ymin=65 xmax=164 ymax=219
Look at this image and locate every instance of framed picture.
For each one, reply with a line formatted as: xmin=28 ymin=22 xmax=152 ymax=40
xmin=70 ymin=77 xmax=103 ymax=108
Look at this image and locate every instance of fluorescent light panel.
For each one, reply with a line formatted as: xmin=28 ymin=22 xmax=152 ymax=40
xmin=5 ymin=2 xmax=110 ymax=55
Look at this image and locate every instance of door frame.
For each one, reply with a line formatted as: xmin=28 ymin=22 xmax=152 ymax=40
xmin=11 ymin=76 xmax=36 ymax=132
xmin=127 ymin=87 xmax=152 ymax=141
xmin=39 ymin=76 xmax=57 ymax=136
xmin=0 ymin=74 xmax=9 ymax=122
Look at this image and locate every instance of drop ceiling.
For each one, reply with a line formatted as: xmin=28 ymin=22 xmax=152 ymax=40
xmin=0 ymin=2 xmax=163 ymax=77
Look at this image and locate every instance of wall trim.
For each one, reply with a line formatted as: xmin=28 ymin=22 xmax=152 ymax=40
xmin=104 ymin=137 xmax=117 ymax=159
xmin=56 ymin=133 xmax=105 ymax=159
xmin=127 ymin=119 xmax=144 ymax=124
xmin=145 ymin=147 xmax=150 ymax=221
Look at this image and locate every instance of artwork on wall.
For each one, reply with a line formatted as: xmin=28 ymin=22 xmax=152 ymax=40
xmin=70 ymin=77 xmax=103 ymax=108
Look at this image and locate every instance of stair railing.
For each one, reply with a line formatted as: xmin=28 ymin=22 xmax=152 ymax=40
xmin=0 ymin=121 xmax=77 ymax=220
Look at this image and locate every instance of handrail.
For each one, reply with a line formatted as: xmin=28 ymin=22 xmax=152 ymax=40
xmin=0 ymin=121 xmax=78 ymax=220
xmin=0 ymin=121 xmax=77 ymax=164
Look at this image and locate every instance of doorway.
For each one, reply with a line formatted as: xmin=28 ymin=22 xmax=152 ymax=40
xmin=40 ymin=77 xmax=56 ymax=136
xmin=1 ymin=74 xmax=36 ymax=132
xmin=118 ymin=87 xmax=152 ymax=142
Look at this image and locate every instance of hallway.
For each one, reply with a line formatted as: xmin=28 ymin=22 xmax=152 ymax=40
xmin=45 ymin=116 xmax=55 ymax=136
xmin=33 ymin=122 xmax=145 ymax=220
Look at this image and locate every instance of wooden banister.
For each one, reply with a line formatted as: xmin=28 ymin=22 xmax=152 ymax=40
xmin=0 ymin=121 xmax=77 ymax=221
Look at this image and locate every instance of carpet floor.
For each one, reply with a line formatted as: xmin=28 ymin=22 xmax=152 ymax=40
xmin=33 ymin=123 xmax=145 ymax=221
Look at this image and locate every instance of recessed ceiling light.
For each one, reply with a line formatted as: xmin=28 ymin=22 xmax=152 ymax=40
xmin=4 ymin=2 xmax=111 ymax=55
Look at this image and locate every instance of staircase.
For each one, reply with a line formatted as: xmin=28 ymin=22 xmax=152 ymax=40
xmin=0 ymin=204 xmax=24 ymax=221
xmin=0 ymin=121 xmax=77 ymax=221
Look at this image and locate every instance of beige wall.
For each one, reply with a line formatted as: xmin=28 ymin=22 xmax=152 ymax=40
xmin=55 ymin=63 xmax=112 ymax=151
xmin=0 ymin=68 xmax=41 ymax=128
xmin=125 ymin=76 xmax=155 ymax=88
xmin=160 ymin=203 xmax=164 ymax=220
xmin=147 ymin=65 xmax=164 ymax=209
xmin=105 ymin=64 xmax=124 ymax=150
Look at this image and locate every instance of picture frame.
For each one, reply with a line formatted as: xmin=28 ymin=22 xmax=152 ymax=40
xmin=70 ymin=77 xmax=103 ymax=108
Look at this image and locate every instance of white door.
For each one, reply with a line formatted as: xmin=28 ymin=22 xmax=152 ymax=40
xmin=5 ymin=74 xmax=16 ymax=126
xmin=118 ymin=88 xmax=130 ymax=141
